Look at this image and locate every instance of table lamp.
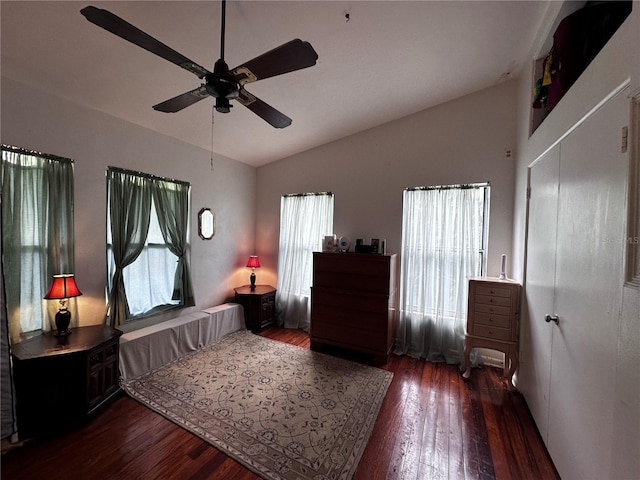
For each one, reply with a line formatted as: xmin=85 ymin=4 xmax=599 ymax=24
xmin=246 ymin=256 xmax=261 ymax=289
xmin=44 ymin=274 xmax=82 ymax=336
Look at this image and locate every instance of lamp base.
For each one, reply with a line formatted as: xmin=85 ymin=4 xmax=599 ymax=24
xmin=54 ymin=309 xmax=72 ymax=336
xmin=250 ymin=272 xmax=256 ymax=290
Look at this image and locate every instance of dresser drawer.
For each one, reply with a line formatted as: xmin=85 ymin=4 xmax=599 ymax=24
xmin=312 ymin=253 xmax=392 ymax=294
xmin=474 ymin=303 xmax=511 ymax=316
xmin=475 ymin=294 xmax=511 ymax=307
xmin=472 ymin=324 xmax=512 ymax=342
xmin=474 ymin=312 xmax=510 ymax=329
xmin=311 ymin=288 xmax=389 ymax=332
xmin=475 ymin=285 xmax=512 ymax=298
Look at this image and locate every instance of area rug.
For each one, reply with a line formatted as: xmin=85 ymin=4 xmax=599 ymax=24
xmin=122 ymin=330 xmax=393 ymax=480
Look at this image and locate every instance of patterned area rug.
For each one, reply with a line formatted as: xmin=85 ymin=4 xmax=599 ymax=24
xmin=122 ymin=330 xmax=393 ymax=480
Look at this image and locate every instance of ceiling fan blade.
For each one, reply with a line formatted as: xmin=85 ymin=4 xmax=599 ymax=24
xmin=237 ymin=89 xmax=292 ymax=128
xmin=153 ymin=86 xmax=209 ymax=113
xmin=80 ymin=6 xmax=211 ymax=79
xmin=231 ymin=39 xmax=318 ymax=85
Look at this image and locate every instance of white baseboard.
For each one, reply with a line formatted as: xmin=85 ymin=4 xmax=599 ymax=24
xmin=477 ymin=348 xmax=505 ymax=368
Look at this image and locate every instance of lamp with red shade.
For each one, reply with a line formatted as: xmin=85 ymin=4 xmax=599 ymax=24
xmin=246 ymin=256 xmax=261 ymax=290
xmin=44 ymin=274 xmax=82 ymax=336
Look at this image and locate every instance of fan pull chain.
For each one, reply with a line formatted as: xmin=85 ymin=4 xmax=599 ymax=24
xmin=210 ymin=106 xmax=215 ymax=172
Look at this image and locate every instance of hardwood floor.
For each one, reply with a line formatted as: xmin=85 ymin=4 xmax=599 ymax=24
xmin=1 ymin=327 xmax=559 ymax=480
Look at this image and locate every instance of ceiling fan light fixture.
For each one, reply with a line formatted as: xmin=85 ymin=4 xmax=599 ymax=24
xmin=215 ymin=97 xmax=233 ymax=113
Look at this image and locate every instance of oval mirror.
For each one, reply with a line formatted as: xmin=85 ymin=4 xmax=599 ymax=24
xmin=198 ymin=208 xmax=215 ymax=240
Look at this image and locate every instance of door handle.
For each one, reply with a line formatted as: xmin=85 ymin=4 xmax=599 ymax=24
xmin=545 ymin=314 xmax=559 ymax=325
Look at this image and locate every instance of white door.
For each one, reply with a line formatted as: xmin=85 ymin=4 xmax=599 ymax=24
xmin=521 ymin=145 xmax=560 ymax=443
xmin=523 ymin=87 xmax=628 ymax=480
xmin=548 ymin=89 xmax=628 ymax=480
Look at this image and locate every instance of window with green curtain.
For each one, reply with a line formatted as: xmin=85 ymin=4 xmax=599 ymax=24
xmin=105 ymin=167 xmax=194 ymax=326
xmin=1 ymin=145 xmax=75 ymax=343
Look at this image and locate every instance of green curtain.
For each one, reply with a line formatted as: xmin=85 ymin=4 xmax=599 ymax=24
xmin=152 ymin=179 xmax=195 ymax=307
xmin=106 ymin=169 xmax=152 ymax=327
xmin=1 ymin=146 xmax=74 ymax=343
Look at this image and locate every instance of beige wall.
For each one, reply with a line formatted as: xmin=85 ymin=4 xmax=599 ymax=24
xmin=255 ymin=80 xmax=520 ymax=287
xmin=1 ymin=77 xmax=256 ymax=329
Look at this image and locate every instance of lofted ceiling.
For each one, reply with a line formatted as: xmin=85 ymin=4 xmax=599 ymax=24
xmin=1 ymin=1 xmax=553 ymax=166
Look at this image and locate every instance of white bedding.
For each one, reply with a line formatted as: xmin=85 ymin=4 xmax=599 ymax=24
xmin=119 ymin=303 xmax=245 ymax=380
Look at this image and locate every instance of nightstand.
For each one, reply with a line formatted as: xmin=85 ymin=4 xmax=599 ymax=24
xmin=234 ymin=285 xmax=277 ymax=332
xmin=11 ymin=324 xmax=122 ymax=438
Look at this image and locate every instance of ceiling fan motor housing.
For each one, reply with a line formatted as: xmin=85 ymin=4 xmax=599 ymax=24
xmin=206 ymin=59 xmax=239 ymax=97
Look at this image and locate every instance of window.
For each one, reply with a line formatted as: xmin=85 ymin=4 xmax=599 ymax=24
xmin=1 ymin=145 xmax=74 ymax=342
xmin=277 ymin=192 xmax=334 ymax=330
xmin=106 ymin=167 xmax=194 ymax=326
xmin=395 ymin=183 xmax=489 ymax=363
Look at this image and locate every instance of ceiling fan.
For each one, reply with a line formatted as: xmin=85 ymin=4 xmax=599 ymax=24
xmin=80 ymin=1 xmax=318 ymax=128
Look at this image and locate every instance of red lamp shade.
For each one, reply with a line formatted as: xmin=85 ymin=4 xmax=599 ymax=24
xmin=246 ymin=256 xmax=261 ymax=269
xmin=44 ymin=274 xmax=83 ymax=300
xmin=44 ymin=274 xmax=82 ymax=337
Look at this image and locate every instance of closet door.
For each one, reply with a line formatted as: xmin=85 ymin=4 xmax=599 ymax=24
xmin=547 ymin=89 xmax=628 ymax=480
xmin=521 ymin=145 xmax=560 ymax=443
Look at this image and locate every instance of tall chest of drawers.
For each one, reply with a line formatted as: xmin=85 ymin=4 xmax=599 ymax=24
xmin=463 ymin=277 xmax=521 ymax=389
xmin=310 ymin=252 xmax=398 ymax=363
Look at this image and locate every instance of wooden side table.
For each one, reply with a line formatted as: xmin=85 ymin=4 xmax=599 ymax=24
xmin=234 ymin=285 xmax=277 ymax=332
xmin=11 ymin=324 xmax=122 ymax=438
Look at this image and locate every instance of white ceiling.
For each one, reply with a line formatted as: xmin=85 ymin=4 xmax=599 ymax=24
xmin=1 ymin=1 xmax=553 ymax=166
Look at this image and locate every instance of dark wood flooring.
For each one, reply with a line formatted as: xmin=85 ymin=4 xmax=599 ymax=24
xmin=1 ymin=327 xmax=559 ymax=479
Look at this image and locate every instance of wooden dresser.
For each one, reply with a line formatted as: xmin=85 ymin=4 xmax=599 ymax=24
xmin=463 ymin=277 xmax=521 ymax=389
xmin=11 ymin=325 xmax=122 ymax=437
xmin=310 ymin=252 xmax=398 ymax=363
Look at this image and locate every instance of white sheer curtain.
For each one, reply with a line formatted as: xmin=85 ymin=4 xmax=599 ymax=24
xmin=277 ymin=193 xmax=334 ymax=330
xmin=395 ymin=184 xmax=489 ymax=365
